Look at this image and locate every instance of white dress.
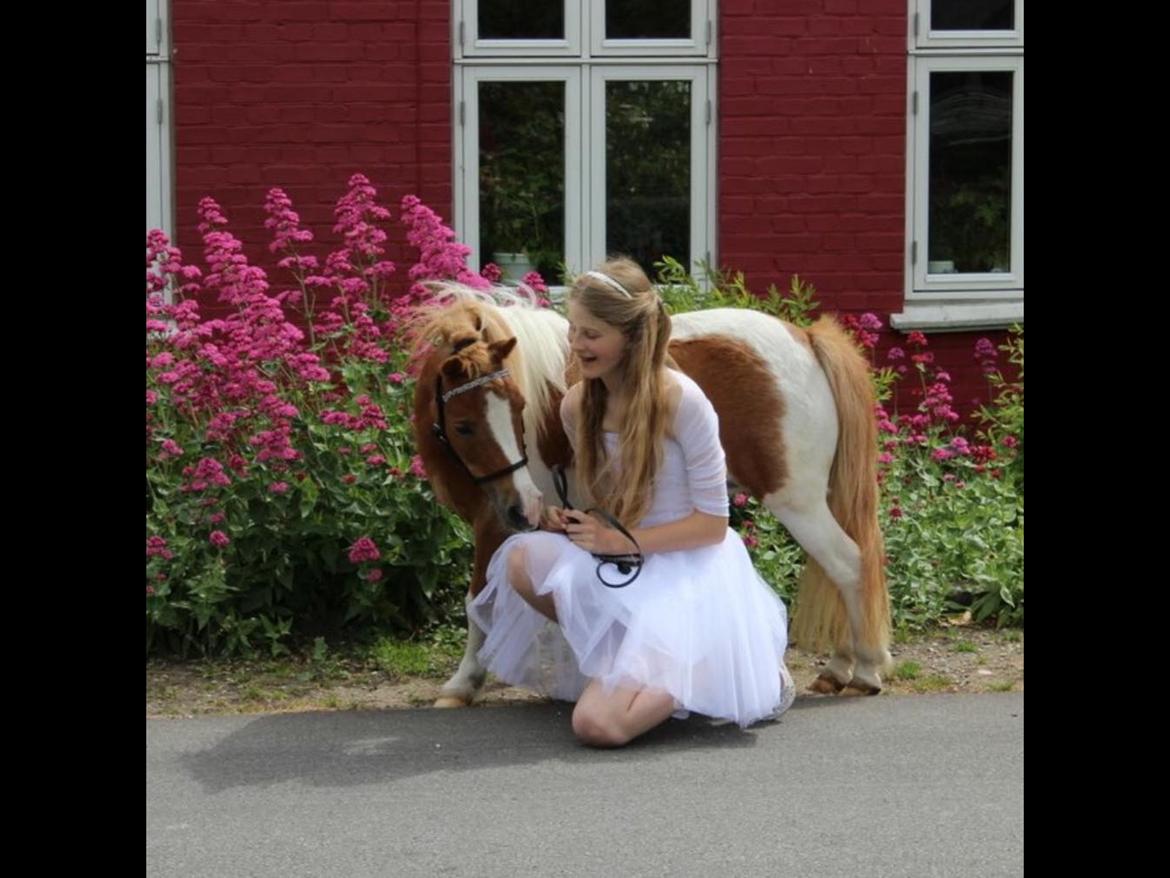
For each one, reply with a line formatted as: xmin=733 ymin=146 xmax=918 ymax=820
xmin=468 ymin=371 xmax=795 ymax=728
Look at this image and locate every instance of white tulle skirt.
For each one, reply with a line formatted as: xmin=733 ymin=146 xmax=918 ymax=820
xmin=468 ymin=528 xmax=795 ymax=728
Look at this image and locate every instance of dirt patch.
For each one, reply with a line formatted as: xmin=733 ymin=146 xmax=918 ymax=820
xmin=146 ymin=625 xmax=1021 ymax=718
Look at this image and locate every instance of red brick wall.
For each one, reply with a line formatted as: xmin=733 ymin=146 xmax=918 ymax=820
xmin=719 ymin=0 xmax=906 ymax=317
xmin=168 ymin=0 xmax=1013 ymax=413
xmin=717 ymin=0 xmax=1012 ymax=416
xmin=172 ymin=0 xmax=453 ymax=316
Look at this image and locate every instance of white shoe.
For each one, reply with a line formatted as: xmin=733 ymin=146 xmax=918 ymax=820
xmin=773 ymin=664 xmax=797 ymax=718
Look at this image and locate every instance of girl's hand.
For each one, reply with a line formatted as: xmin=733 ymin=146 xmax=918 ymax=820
xmin=540 ymin=506 xmax=570 ymax=532
xmin=563 ymin=510 xmax=630 ymax=554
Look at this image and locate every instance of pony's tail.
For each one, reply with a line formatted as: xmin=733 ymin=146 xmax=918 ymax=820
xmin=790 ymin=315 xmax=890 ymax=665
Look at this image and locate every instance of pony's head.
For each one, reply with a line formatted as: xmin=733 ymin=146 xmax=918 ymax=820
xmin=426 ymin=329 xmax=543 ymax=532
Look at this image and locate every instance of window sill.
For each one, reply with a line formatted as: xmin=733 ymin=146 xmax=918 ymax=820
xmin=890 ymin=300 xmax=1022 ymax=333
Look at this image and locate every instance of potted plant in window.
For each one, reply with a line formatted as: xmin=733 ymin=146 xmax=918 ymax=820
xmin=480 ymin=168 xmax=544 ymax=282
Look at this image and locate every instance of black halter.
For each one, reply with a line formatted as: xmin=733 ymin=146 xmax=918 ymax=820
xmin=552 ymin=464 xmax=644 ymax=589
xmin=431 ymin=368 xmax=530 ymax=486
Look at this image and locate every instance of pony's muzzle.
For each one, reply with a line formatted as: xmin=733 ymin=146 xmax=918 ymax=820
xmin=506 ymin=503 xmax=535 ymax=532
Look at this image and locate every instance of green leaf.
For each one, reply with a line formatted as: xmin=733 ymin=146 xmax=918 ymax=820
xmin=300 ymin=478 xmax=319 ymax=519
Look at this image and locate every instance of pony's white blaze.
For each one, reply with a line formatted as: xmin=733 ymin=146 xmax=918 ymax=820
xmin=485 ymin=392 xmax=543 ymax=526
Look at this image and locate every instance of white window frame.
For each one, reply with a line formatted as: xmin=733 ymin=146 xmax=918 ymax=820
xmin=146 ymin=0 xmax=161 ymax=55
xmin=457 ymin=1 xmax=713 ymax=59
xmin=454 ymin=1 xmax=717 ymax=282
xmin=591 ymin=0 xmax=712 ymax=57
xmin=458 ymin=0 xmax=581 ymax=58
xmin=146 ymin=0 xmax=174 ymax=247
xmin=916 ymin=0 xmax=1023 ymax=51
xmin=894 ymin=0 xmax=1023 ymax=332
xmin=455 ymin=67 xmax=584 ymax=272
xmin=588 ymin=66 xmax=712 ymax=269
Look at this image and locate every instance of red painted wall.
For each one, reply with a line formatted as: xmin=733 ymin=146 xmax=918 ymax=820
xmin=717 ymin=0 xmax=1013 ymax=413
xmin=168 ymin=0 xmax=1015 ymax=410
xmin=172 ymin=1 xmax=454 ymax=318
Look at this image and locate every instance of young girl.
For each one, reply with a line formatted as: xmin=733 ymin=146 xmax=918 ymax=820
xmin=468 ymin=258 xmax=795 ymax=747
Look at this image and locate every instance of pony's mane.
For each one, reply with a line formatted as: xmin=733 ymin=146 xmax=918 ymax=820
xmin=408 ymin=282 xmax=570 ymax=442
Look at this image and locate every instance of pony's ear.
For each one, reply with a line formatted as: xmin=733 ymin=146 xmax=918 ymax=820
xmin=441 ymin=355 xmax=468 ymax=381
xmin=488 ymin=336 xmax=518 ymax=364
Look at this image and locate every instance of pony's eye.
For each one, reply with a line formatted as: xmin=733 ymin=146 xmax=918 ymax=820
xmin=455 ymin=423 xmax=474 ymax=436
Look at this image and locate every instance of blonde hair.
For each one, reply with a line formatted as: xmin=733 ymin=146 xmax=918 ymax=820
xmin=570 ymin=257 xmax=672 ymax=527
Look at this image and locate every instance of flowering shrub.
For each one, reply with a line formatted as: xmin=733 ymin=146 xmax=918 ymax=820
xmin=148 ymin=176 xmax=1022 ymax=658
xmin=146 ymin=177 xmax=495 ymax=657
xmin=875 ymin=327 xmax=1024 ymax=628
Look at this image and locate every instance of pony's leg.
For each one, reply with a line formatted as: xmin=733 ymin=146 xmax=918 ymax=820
xmin=435 ymin=517 xmax=501 ymax=708
xmin=434 ymin=594 xmax=488 ymax=708
xmin=773 ymin=499 xmax=888 ymax=694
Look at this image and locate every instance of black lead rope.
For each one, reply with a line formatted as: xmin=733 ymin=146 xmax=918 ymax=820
xmin=552 ymin=465 xmax=644 ymax=588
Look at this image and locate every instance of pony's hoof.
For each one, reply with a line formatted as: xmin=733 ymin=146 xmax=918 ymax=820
xmin=842 ymin=681 xmax=881 ymax=696
xmin=808 ymin=673 xmax=846 ymax=694
xmin=433 ymin=694 xmax=473 ymax=708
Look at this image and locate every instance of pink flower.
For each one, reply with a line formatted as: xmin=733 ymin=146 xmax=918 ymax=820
xmin=146 ymin=586 xmax=156 ymax=597
xmin=209 ymin=530 xmax=231 ymax=547
xmin=366 ymin=455 xmax=386 ymax=466
xmin=907 ymin=331 xmax=928 ymax=349
xmin=160 ymin=439 xmax=183 ymax=458
xmin=733 ymin=493 xmax=749 ymax=508
xmin=388 ymin=372 xmax=406 ymax=385
xmin=348 ymin=537 xmax=380 ymax=563
xmin=931 ymin=448 xmax=954 ymax=461
xmin=878 ymin=452 xmax=894 ymax=465
xmin=889 ymin=507 xmax=904 ymax=519
xmin=268 ymin=481 xmax=290 ymax=494
xmin=887 ymin=347 xmax=905 ymax=362
xmin=410 ymin=455 xmax=427 ymax=478
xmin=209 ymin=512 xmax=226 ymax=524
xmin=146 ymin=390 xmax=158 ymax=405
xmin=147 ymin=536 xmax=173 ymax=560
xmin=481 ymin=262 xmax=502 ymax=283
xmin=521 ymin=271 xmax=549 ymax=295
xmin=744 ymin=534 xmax=759 ymax=549
xmin=342 ymin=473 xmax=357 ymax=485
xmin=1002 ymin=435 xmax=1019 ymax=448
xmin=364 ymin=568 xmax=384 ymax=582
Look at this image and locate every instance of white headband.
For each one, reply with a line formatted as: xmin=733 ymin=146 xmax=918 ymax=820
xmin=582 ymin=270 xmax=632 ymax=298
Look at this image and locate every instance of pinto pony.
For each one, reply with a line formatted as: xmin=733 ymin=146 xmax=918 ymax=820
xmin=409 ymin=286 xmax=891 ymax=705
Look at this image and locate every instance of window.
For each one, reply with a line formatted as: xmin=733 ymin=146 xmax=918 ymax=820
xmin=894 ymin=0 xmax=1023 ymax=331
xmin=146 ymin=0 xmax=174 ymax=242
xmin=454 ymin=1 xmax=716 ymax=283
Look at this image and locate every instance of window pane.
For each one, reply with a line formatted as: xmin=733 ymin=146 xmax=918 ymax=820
xmin=479 ymin=1 xmax=564 ymax=40
xmin=928 ymin=71 xmax=1012 ymax=274
xmin=931 ymin=0 xmax=1014 ymax=31
xmin=479 ymin=81 xmax=565 ymax=281
xmin=606 ymin=80 xmax=691 ymax=271
xmin=606 ymin=0 xmax=690 ymax=39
